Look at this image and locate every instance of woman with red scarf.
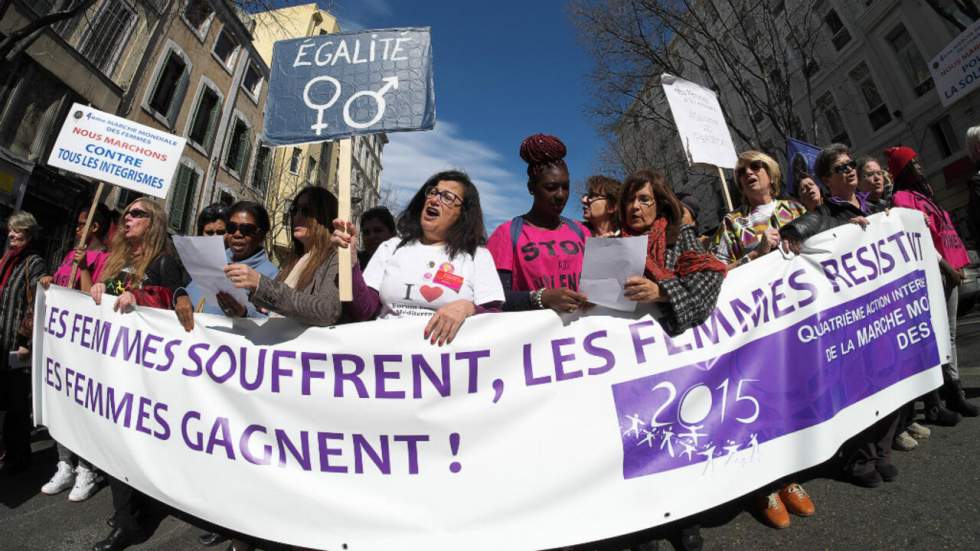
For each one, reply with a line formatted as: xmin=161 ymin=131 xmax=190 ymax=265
xmin=619 ymin=170 xmax=727 ymax=334
xmin=0 ymin=211 xmax=47 ymax=473
xmin=88 ymin=198 xmax=188 ymax=551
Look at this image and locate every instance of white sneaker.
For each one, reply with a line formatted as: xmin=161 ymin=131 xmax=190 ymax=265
xmin=907 ymin=422 xmax=931 ymax=439
xmin=68 ymin=465 xmax=99 ymax=502
xmin=41 ymin=461 xmax=76 ymax=495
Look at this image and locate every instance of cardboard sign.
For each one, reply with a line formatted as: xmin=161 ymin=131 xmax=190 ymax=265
xmin=661 ymin=74 xmax=738 ymax=169
xmin=47 ymin=104 xmax=186 ymax=199
xmin=930 ymin=18 xmax=980 ymax=107
xmin=263 ymin=27 xmax=435 ymax=144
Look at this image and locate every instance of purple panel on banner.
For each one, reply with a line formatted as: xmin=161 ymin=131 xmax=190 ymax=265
xmin=612 ymin=270 xmax=938 ymax=480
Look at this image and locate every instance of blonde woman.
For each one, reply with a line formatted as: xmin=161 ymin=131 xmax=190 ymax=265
xmin=90 ymin=198 xmax=188 ymax=551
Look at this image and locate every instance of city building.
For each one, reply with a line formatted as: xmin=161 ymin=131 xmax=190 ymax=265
xmin=0 ymin=0 xmax=272 ymax=260
xmin=615 ymin=1 xmax=980 ymax=239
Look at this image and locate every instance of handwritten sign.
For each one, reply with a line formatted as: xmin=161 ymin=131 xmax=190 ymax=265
xmin=930 ymin=18 xmax=980 ymax=107
xmin=263 ymin=27 xmax=435 ymax=144
xmin=661 ymin=74 xmax=737 ymax=169
xmin=47 ymin=104 xmax=186 ymax=199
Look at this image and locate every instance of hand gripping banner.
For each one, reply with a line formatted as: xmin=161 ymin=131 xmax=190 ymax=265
xmin=32 ymin=210 xmax=948 ymax=550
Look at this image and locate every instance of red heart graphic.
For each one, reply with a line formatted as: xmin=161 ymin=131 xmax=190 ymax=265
xmin=420 ymin=285 xmax=443 ymax=302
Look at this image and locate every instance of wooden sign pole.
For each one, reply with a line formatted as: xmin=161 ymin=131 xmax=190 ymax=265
xmin=68 ymin=181 xmax=105 ymax=285
xmin=336 ymin=138 xmax=353 ymax=302
xmin=717 ymin=166 xmax=734 ymax=213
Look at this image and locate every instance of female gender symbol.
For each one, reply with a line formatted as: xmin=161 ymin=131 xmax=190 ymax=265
xmin=303 ymin=76 xmax=342 ymax=135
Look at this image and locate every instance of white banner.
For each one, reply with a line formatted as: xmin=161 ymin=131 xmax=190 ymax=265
xmin=930 ymin=18 xmax=980 ymax=107
xmin=46 ymin=104 xmax=186 ymax=199
xmin=33 ymin=210 xmax=947 ymax=550
xmin=661 ymin=74 xmax=738 ymax=169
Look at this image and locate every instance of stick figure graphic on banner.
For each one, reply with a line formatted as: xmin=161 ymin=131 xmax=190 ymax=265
xmin=623 ymin=413 xmax=644 ymax=438
xmin=637 ymin=428 xmax=658 ymax=448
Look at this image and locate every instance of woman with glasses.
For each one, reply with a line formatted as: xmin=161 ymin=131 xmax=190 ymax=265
xmin=332 ymin=170 xmax=503 ymax=345
xmin=857 ymin=156 xmax=889 ymax=206
xmin=224 ymin=186 xmax=341 ymax=330
xmin=487 ymin=134 xmax=589 ymax=313
xmin=712 ymin=151 xmax=806 ymax=270
xmin=89 ymin=198 xmax=189 ymax=551
xmin=581 ymin=175 xmax=621 ymax=237
xmin=37 ymin=202 xmax=112 ymax=501
xmin=196 ymin=203 xmax=229 ymax=237
xmin=176 ymin=201 xmax=278 ymax=331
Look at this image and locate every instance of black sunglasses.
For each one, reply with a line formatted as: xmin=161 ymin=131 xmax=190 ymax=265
xmin=125 ymin=208 xmax=150 ymax=219
xmin=735 ymin=160 xmax=767 ymax=179
xmin=832 ymin=160 xmax=857 ymax=175
xmin=226 ymin=222 xmax=259 ymax=237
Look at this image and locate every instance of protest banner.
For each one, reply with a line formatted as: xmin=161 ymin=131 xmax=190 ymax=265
xmin=930 ymin=18 xmax=980 ymax=107
xmin=263 ymin=27 xmax=436 ymax=300
xmin=263 ymin=28 xmax=435 ymax=145
xmin=47 ymin=103 xmax=186 ymax=200
xmin=33 ymin=209 xmax=946 ymax=551
xmin=661 ymin=74 xmax=738 ymax=211
xmin=786 ymin=137 xmax=821 ymax=196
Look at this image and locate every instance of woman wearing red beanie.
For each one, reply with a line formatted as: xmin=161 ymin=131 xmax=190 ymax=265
xmin=887 ymin=146 xmax=979 ymax=420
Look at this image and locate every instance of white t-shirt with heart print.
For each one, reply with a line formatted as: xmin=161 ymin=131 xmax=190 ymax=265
xmin=362 ymin=237 xmax=505 ymax=319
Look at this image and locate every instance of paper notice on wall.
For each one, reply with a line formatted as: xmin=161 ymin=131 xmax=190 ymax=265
xmin=661 ymin=74 xmax=738 ymax=169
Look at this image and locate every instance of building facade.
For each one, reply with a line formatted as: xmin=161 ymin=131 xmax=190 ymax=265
xmin=0 ymin=0 xmax=272 ymax=262
xmin=617 ymin=1 xmax=980 ymax=240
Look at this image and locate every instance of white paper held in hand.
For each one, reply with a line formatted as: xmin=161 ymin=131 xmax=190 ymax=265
xmin=579 ymin=236 xmax=648 ymax=312
xmin=171 ymin=236 xmax=250 ymax=309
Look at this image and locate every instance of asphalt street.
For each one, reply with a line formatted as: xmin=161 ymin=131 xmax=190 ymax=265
xmin=2 ymin=313 xmax=980 ymax=551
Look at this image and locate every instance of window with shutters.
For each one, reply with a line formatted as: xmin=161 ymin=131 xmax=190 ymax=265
xmin=168 ymin=161 xmax=200 ymax=233
xmin=212 ymin=27 xmax=239 ymax=71
xmin=182 ymin=0 xmax=214 ymax=40
xmin=77 ymin=0 xmax=135 ymax=76
xmin=824 ymin=9 xmax=850 ymax=50
xmin=849 ymin=62 xmax=891 ymax=131
xmin=289 ymin=147 xmax=302 ymax=174
xmin=187 ymin=81 xmax=222 ymax=153
xmin=887 ymin=25 xmax=934 ymax=97
xmin=241 ymin=62 xmax=263 ymax=102
xmin=251 ymin=144 xmax=272 ymax=193
xmin=816 ymin=92 xmax=850 ymax=146
xmin=931 ymin=116 xmax=958 ymax=158
xmin=307 ymin=157 xmax=318 ymax=184
xmin=224 ymin=115 xmax=252 ymax=177
xmin=144 ymin=42 xmax=192 ymax=128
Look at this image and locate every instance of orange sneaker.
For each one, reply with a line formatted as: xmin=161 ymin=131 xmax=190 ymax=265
xmin=759 ymin=491 xmax=790 ymax=529
xmin=779 ymin=482 xmax=815 ymax=517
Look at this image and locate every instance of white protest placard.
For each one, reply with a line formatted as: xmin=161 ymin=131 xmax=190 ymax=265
xmin=661 ymin=74 xmax=738 ymax=169
xmin=930 ymin=18 xmax=980 ymax=107
xmin=47 ymin=103 xmax=186 ymax=199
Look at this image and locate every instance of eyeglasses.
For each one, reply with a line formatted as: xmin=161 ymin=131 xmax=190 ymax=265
xmin=735 ymin=160 xmax=767 ymax=179
xmin=124 ymin=208 xmax=150 ymax=219
xmin=426 ymin=186 xmax=463 ymax=207
xmin=631 ymin=195 xmax=656 ymax=208
xmin=862 ymin=169 xmax=885 ymax=178
xmin=582 ymin=193 xmax=608 ymax=204
xmin=832 ymin=160 xmax=857 ymax=175
xmin=203 ymin=228 xmax=226 ymax=236
xmin=226 ymin=222 xmax=259 ymax=237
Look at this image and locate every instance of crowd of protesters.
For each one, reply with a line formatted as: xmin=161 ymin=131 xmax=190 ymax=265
xmin=0 ymin=128 xmax=979 ymax=551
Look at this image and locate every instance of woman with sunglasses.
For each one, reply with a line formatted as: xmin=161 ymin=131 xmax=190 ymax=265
xmin=332 ymin=170 xmax=503 ymax=346
xmin=89 ymin=198 xmax=189 ymax=551
xmin=224 ymin=186 xmax=341 ymax=330
xmin=712 ymin=151 xmax=806 ymax=270
xmin=487 ymin=134 xmax=589 ymax=313
xmin=176 ymin=201 xmax=278 ymax=330
xmin=581 ymin=175 xmax=621 ymax=237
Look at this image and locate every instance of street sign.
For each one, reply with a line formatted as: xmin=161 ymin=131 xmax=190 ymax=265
xmin=263 ymin=27 xmax=435 ymax=145
xmin=47 ymin=104 xmax=186 ymax=199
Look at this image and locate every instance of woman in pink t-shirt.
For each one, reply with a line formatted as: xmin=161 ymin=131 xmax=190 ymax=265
xmin=887 ymin=146 xmax=977 ymax=418
xmin=487 ymin=134 xmax=589 ymax=313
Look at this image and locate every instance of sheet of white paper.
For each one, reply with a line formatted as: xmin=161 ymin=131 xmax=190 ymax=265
xmin=172 ymin=236 xmax=250 ymax=308
xmin=580 ymin=236 xmax=648 ymax=312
